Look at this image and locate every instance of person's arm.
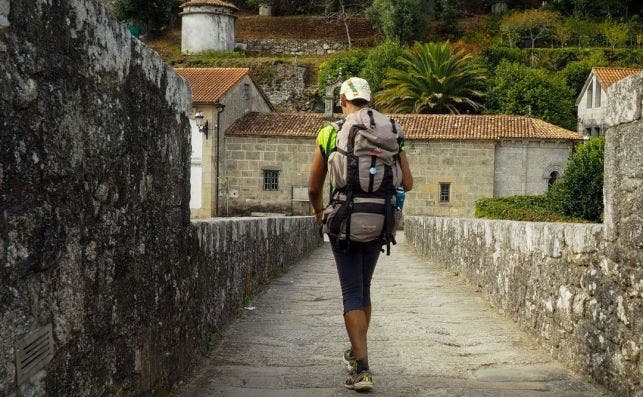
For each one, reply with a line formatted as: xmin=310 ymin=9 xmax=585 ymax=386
xmin=399 ymin=151 xmax=413 ymax=192
xmin=308 ymin=148 xmax=327 ymax=224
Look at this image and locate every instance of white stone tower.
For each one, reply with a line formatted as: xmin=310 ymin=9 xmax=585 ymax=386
xmin=180 ymin=0 xmax=238 ymax=54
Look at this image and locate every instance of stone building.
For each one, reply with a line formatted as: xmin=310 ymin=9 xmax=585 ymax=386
xmin=180 ymin=0 xmax=238 ymax=54
xmin=576 ymin=67 xmax=642 ymax=137
xmin=175 ymin=67 xmax=274 ymax=218
xmin=224 ymin=113 xmax=583 ymax=217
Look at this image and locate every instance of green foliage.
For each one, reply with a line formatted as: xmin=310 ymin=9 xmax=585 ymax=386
xmin=317 ymin=49 xmax=367 ymax=94
xmin=475 ymin=196 xmax=585 ymax=222
xmin=560 ymin=61 xmax=594 ymax=97
xmin=601 ymin=21 xmax=630 ymax=49
xmin=486 ymin=61 xmax=576 ymax=129
xmin=547 ymin=137 xmax=605 ymax=222
xmin=359 ymin=41 xmax=407 ymax=94
xmin=484 ymin=46 xmax=642 ymax=73
xmin=366 ymin=0 xmax=435 ymax=43
xmin=112 ymin=0 xmax=180 ymax=36
xmin=375 ymin=42 xmax=486 ymax=114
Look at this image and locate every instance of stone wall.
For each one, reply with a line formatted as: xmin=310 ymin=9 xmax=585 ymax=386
xmin=224 ymin=136 xmax=320 ymax=216
xmin=240 ymin=38 xmax=348 ymax=56
xmin=493 ymin=140 xmax=573 ymax=197
xmin=257 ymin=63 xmax=317 ymax=112
xmin=0 ymin=0 xmax=322 ymax=395
xmin=404 ymin=140 xmax=496 ymax=217
xmin=404 ymin=73 xmax=642 ymax=395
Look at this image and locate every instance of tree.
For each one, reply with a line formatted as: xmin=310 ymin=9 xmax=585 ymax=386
xmin=601 ymin=21 xmax=630 ymax=49
xmin=500 ymin=10 xmax=560 ymax=50
xmin=366 ymin=0 xmax=435 ymax=44
xmin=486 ymin=61 xmax=576 ymax=130
xmin=375 ymin=42 xmax=486 ymax=114
xmin=324 ymin=0 xmax=370 ymax=49
xmin=359 ymin=41 xmax=407 ymax=94
xmin=111 ymin=0 xmax=180 ymax=36
xmin=546 ymin=137 xmax=604 ymax=222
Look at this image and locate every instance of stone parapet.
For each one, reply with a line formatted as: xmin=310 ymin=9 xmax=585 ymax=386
xmin=405 ymin=216 xmax=641 ymax=395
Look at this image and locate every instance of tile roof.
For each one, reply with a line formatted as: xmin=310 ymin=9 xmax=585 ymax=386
xmin=226 ymin=113 xmax=584 ymax=141
xmin=175 ymin=68 xmax=249 ymax=103
xmin=181 ymin=0 xmax=238 ymax=10
xmin=593 ymin=67 xmax=642 ymax=89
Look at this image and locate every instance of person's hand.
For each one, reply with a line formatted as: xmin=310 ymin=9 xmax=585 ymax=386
xmin=313 ymin=209 xmax=324 ymax=224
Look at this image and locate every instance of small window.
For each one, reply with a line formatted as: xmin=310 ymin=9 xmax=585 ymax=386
xmin=594 ymin=84 xmax=601 ymax=107
xmin=548 ymin=171 xmax=559 ymax=188
xmin=263 ymin=170 xmax=279 ymax=191
xmin=243 ymin=83 xmax=251 ymax=100
xmin=586 ymin=81 xmax=593 ymax=108
xmin=439 ymin=183 xmax=450 ymax=203
xmin=585 ymin=127 xmax=592 ymax=136
xmin=594 ymin=126 xmax=601 ymax=136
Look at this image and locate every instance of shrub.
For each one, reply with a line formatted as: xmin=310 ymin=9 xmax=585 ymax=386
xmin=547 ymin=137 xmax=605 ymax=222
xmin=486 ymin=61 xmax=576 ymax=130
xmin=317 ymin=49 xmax=367 ymax=94
xmin=475 ymin=196 xmax=585 ymax=222
xmin=359 ymin=41 xmax=407 ymax=94
xmin=366 ymin=0 xmax=435 ymax=43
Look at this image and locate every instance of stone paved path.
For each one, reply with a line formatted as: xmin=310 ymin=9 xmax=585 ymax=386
xmin=179 ymin=234 xmax=609 ymax=396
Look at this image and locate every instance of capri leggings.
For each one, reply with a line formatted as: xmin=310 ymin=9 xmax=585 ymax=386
xmin=330 ymin=238 xmax=382 ymax=313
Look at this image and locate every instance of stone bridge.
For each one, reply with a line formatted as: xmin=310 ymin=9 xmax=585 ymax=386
xmin=1 ymin=1 xmax=641 ymax=396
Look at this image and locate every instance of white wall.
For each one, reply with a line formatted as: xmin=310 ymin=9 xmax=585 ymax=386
xmin=190 ymin=119 xmax=203 ymax=209
xmin=181 ymin=7 xmax=235 ymax=54
xmin=577 ymin=74 xmax=608 ymax=135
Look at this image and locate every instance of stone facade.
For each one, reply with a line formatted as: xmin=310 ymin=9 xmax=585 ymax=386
xmin=181 ymin=3 xmax=236 ymax=54
xmin=241 ymin=38 xmax=348 ymax=56
xmin=405 ymin=75 xmax=643 ymax=396
xmin=222 ymin=136 xmax=575 ymax=218
xmin=403 ymin=140 xmax=496 ymax=217
xmin=224 ymin=136 xmax=319 ymax=216
xmin=191 ymin=75 xmax=273 ymax=218
xmin=0 ymin=1 xmax=322 ymax=395
xmin=493 ymin=140 xmax=572 ymax=197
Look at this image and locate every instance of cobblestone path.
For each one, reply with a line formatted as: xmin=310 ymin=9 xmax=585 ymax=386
xmin=179 ymin=234 xmax=609 ymax=396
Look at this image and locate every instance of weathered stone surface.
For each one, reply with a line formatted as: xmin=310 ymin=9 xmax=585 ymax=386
xmin=0 ymin=0 xmax=322 ymax=395
xmin=603 ymin=72 xmax=643 ymax=128
xmin=240 ymin=38 xmax=348 ymax=56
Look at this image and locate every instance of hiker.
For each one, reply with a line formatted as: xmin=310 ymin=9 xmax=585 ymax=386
xmin=307 ymin=77 xmax=413 ymax=392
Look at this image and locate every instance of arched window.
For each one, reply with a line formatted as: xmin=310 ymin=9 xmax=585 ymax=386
xmin=548 ymin=171 xmax=559 ymax=188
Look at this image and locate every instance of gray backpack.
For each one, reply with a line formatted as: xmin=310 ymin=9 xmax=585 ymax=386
xmin=322 ymin=108 xmax=403 ymax=254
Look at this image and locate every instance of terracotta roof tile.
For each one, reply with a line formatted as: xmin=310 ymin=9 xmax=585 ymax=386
xmin=181 ymin=0 xmax=238 ymax=10
xmin=175 ymin=68 xmax=249 ymax=103
xmin=227 ymin=113 xmax=584 ymax=141
xmin=593 ymin=67 xmax=642 ymax=89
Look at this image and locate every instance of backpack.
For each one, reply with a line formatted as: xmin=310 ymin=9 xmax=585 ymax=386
xmin=322 ymin=108 xmax=404 ymax=255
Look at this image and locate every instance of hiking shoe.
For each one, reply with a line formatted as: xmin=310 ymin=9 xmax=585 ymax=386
xmin=344 ymin=370 xmax=373 ymax=392
xmin=342 ymin=348 xmax=357 ymax=373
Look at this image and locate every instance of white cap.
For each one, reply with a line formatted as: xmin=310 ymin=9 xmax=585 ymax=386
xmin=340 ymin=77 xmax=372 ymax=102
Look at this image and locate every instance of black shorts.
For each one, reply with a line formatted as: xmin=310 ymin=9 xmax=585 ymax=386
xmin=330 ymin=238 xmax=381 ymax=313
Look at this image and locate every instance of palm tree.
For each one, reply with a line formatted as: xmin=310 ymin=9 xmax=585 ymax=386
xmin=375 ymin=42 xmax=486 ymax=114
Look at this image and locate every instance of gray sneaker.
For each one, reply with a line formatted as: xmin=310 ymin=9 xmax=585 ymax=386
xmin=342 ymin=348 xmax=357 ymax=373
xmin=344 ymin=370 xmax=373 ymax=391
